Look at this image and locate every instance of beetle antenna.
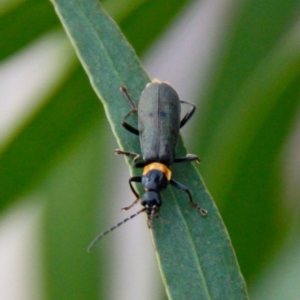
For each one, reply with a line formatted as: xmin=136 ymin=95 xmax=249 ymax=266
xmin=87 ymin=208 xmax=147 ymax=252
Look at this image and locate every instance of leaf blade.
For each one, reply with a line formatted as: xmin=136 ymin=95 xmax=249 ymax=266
xmin=49 ymin=0 xmax=249 ymax=299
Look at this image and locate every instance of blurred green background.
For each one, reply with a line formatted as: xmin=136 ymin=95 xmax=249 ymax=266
xmin=1 ymin=0 xmax=300 ymax=299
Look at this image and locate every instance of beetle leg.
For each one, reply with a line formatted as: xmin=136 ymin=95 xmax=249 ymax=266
xmin=115 ymin=149 xmax=145 ymax=168
xmin=122 ymin=198 xmax=139 ymax=211
xmin=120 ymin=86 xmax=139 ymax=135
xmin=122 ymin=176 xmax=142 ymax=211
xmin=170 ymin=179 xmax=207 ymax=215
xmin=115 ymin=149 xmax=139 ymax=158
xmin=179 ymin=100 xmax=196 ymax=128
xmin=174 ymin=154 xmax=201 ymax=164
xmin=121 ymin=86 xmax=137 ymax=110
xmin=122 ymin=119 xmax=139 ymax=136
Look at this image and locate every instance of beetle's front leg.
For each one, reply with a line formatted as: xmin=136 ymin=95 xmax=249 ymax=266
xmin=122 ymin=176 xmax=142 ymax=211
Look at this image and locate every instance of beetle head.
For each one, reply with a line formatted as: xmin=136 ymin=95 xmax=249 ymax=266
xmin=141 ymin=190 xmax=162 ymax=224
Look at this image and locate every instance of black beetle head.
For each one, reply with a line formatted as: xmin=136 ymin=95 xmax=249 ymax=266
xmin=141 ymin=190 xmax=162 ymax=223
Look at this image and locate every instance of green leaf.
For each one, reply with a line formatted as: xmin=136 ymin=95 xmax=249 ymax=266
xmin=50 ymin=0 xmax=248 ymax=299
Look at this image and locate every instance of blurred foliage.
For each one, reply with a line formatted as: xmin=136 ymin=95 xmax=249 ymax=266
xmin=197 ymin=0 xmax=300 ymax=284
xmin=0 ymin=0 xmax=300 ymax=299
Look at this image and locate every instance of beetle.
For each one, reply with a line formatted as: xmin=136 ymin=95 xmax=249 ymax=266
xmin=88 ymin=79 xmax=207 ymax=251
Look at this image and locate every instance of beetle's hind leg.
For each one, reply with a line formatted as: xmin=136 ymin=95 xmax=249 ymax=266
xmin=170 ymin=179 xmax=207 ymax=215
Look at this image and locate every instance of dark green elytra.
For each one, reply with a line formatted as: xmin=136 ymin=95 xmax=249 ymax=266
xmin=138 ymin=80 xmax=181 ymax=166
